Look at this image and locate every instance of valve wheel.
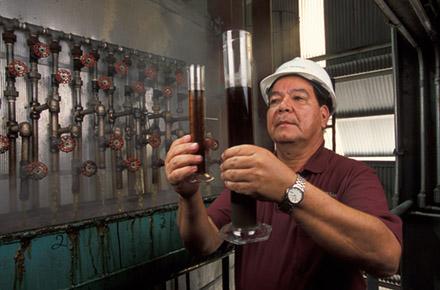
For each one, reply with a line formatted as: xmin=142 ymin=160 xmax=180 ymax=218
xmin=204 ymin=137 xmax=219 ymax=151
xmin=162 ymin=86 xmax=173 ymax=97
xmin=25 ymin=161 xmax=48 ymax=180
xmin=80 ymin=53 xmax=96 ymax=68
xmin=97 ymin=76 xmax=112 ymax=90
xmin=58 ymin=135 xmax=76 ymax=153
xmin=123 ymin=157 xmax=142 ymax=172
xmin=32 ymin=42 xmax=51 ymax=58
xmin=55 ymin=69 xmax=72 ymax=84
xmin=109 ymin=134 xmax=124 ymax=151
xmin=115 ymin=61 xmax=129 ymax=76
xmin=148 ymin=134 xmax=161 ymax=148
xmin=132 ymin=81 xmax=145 ymax=94
xmin=0 ymin=135 xmax=10 ymax=154
xmin=81 ymin=160 xmax=97 ymax=177
xmin=7 ymin=60 xmax=29 ymax=77
xmin=175 ymin=69 xmax=184 ymax=85
xmin=144 ymin=66 xmax=157 ymax=80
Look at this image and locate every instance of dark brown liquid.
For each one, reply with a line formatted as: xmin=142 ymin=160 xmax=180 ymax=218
xmin=189 ymin=90 xmax=206 ymax=174
xmin=226 ymin=86 xmax=257 ymax=228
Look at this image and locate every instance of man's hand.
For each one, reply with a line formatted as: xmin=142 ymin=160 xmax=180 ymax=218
xmin=165 ymin=135 xmax=202 ymax=198
xmin=220 ymin=144 xmax=296 ymax=202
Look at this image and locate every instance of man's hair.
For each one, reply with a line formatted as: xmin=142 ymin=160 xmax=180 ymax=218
xmin=310 ymin=80 xmax=334 ymax=114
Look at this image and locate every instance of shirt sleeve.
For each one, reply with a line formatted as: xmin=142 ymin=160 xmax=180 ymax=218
xmin=207 ymin=189 xmax=232 ymax=229
xmin=338 ymin=163 xmax=403 ymax=245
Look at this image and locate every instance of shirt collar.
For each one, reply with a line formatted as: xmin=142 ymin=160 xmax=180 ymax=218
xmin=300 ymin=143 xmax=331 ymax=174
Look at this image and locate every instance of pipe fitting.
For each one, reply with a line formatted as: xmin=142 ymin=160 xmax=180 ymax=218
xmin=70 ymin=125 xmax=81 ymax=138
xmin=48 ymin=98 xmax=60 ymax=113
xmin=19 ymin=122 xmax=32 ymax=137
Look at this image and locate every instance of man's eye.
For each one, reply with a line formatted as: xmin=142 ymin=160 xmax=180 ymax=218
xmin=269 ymin=98 xmax=280 ymax=106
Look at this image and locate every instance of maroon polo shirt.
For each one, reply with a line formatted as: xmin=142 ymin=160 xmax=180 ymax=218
xmin=207 ymin=145 xmax=402 ymax=290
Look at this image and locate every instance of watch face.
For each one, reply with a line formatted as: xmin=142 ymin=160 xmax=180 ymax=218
xmin=288 ymin=188 xmax=303 ymax=204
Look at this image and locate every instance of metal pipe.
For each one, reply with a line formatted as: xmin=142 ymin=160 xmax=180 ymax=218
xmin=71 ymin=44 xmax=84 ymax=200
xmin=3 ymin=29 xmax=19 ymax=212
xmin=416 ymin=47 xmax=427 ymax=208
xmin=48 ymin=39 xmax=62 ymax=213
xmin=391 ymin=28 xmax=402 ymax=208
xmin=434 ymin=43 xmax=440 ymax=203
xmin=408 ymin=0 xmax=438 ymax=41
xmin=19 ymin=122 xmax=32 ymax=202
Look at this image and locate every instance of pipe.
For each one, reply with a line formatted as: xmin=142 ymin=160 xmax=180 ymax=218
xmin=19 ymin=122 xmax=32 ymax=202
xmin=416 ymin=47 xmax=427 ymax=208
xmin=391 ymin=28 xmax=402 ymax=208
xmin=71 ymin=44 xmax=84 ymax=200
xmin=48 ymin=39 xmax=62 ymax=213
xmin=434 ymin=43 xmax=440 ymax=203
xmin=408 ymin=0 xmax=438 ymax=42
xmin=3 ymin=29 xmax=19 ymax=212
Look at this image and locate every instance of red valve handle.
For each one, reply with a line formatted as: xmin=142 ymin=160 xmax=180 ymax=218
xmin=25 ymin=161 xmax=48 ymax=180
xmin=175 ymin=69 xmax=184 ymax=85
xmin=32 ymin=42 xmax=51 ymax=58
xmin=81 ymin=160 xmax=97 ymax=177
xmin=148 ymin=134 xmax=161 ymax=148
xmin=58 ymin=135 xmax=76 ymax=153
xmin=109 ymin=133 xmax=124 ymax=151
xmin=144 ymin=66 xmax=157 ymax=80
xmin=132 ymin=81 xmax=145 ymax=94
xmin=7 ymin=60 xmax=29 ymax=77
xmin=0 ymin=135 xmax=10 ymax=154
xmin=162 ymin=86 xmax=173 ymax=97
xmin=80 ymin=53 xmax=96 ymax=68
xmin=123 ymin=157 xmax=142 ymax=172
xmin=55 ymin=69 xmax=72 ymax=84
xmin=115 ymin=61 xmax=129 ymax=76
xmin=204 ymin=137 xmax=219 ymax=151
xmin=98 ymin=76 xmax=112 ymax=90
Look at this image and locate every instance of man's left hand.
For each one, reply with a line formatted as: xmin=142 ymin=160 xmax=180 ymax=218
xmin=220 ymin=144 xmax=296 ymax=202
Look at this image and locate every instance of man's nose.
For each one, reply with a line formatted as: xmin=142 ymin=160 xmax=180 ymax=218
xmin=277 ymin=97 xmax=292 ymax=113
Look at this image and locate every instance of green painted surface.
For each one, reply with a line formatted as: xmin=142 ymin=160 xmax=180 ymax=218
xmin=0 ymin=207 xmax=185 ymax=290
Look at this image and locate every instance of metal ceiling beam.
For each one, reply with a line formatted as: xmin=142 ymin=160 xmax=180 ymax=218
xmin=408 ymin=0 xmax=438 ymax=41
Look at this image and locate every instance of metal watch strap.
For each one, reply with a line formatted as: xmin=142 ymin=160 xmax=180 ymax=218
xmin=278 ymin=174 xmax=306 ymax=214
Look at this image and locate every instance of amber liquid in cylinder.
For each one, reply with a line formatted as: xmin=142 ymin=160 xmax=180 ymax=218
xmin=189 ymin=90 xmax=206 ymax=174
xmin=226 ymin=86 xmax=257 ymax=228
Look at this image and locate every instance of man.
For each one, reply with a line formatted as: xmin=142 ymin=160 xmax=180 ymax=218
xmin=165 ymin=57 xmax=402 ymax=290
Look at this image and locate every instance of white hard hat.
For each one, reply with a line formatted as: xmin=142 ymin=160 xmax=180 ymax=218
xmin=259 ymin=57 xmax=336 ymax=113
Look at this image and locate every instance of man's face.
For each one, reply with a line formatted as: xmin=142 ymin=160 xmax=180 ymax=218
xmin=266 ymin=75 xmax=330 ymax=145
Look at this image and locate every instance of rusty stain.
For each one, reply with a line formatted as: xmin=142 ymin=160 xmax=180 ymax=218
xmin=96 ymin=221 xmax=110 ymax=274
xmin=67 ymin=227 xmax=80 ymax=287
xmin=13 ymin=237 xmax=31 ymax=289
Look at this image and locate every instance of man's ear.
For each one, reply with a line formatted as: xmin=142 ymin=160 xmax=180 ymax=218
xmin=320 ymin=105 xmax=330 ymax=129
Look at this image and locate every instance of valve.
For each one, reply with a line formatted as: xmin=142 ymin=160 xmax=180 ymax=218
xmin=132 ymin=81 xmax=145 ymax=94
xmin=115 ymin=60 xmax=129 ymax=76
xmin=80 ymin=52 xmax=96 ymax=68
xmin=0 ymin=135 xmax=10 ymax=154
xmin=175 ymin=69 xmax=184 ymax=85
xmin=81 ymin=160 xmax=97 ymax=177
xmin=109 ymin=133 xmax=124 ymax=151
xmin=7 ymin=60 xmax=29 ymax=77
xmin=123 ymin=157 xmax=142 ymax=172
xmin=97 ymin=76 xmax=112 ymax=90
xmin=148 ymin=134 xmax=161 ymax=149
xmin=25 ymin=161 xmax=48 ymax=180
xmin=162 ymin=86 xmax=173 ymax=97
xmin=205 ymin=137 xmax=219 ymax=151
xmin=144 ymin=65 xmax=157 ymax=80
xmin=55 ymin=68 xmax=72 ymax=84
xmin=58 ymin=135 xmax=76 ymax=153
xmin=32 ymin=42 xmax=51 ymax=58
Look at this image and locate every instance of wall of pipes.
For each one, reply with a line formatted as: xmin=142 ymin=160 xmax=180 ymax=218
xmin=0 ymin=0 xmax=225 ymax=234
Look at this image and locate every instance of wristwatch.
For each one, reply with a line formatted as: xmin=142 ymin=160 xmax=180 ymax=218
xmin=278 ymin=175 xmax=306 ymax=214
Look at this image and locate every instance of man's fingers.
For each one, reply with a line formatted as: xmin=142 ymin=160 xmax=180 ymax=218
xmin=168 ymin=166 xmax=198 ymax=185
xmin=221 ymin=144 xmax=255 ymax=161
xmin=167 ymin=154 xmax=202 ymax=174
xmin=220 ymin=155 xmax=254 ymax=171
xmin=166 ymin=141 xmax=199 ymax=164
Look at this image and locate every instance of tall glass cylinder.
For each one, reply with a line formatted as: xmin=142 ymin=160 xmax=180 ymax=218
xmin=187 ymin=64 xmax=213 ymax=183
xmin=220 ymin=29 xmax=271 ymax=244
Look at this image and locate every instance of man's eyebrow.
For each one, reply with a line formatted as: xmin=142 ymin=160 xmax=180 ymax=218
xmin=269 ymin=88 xmax=310 ymax=97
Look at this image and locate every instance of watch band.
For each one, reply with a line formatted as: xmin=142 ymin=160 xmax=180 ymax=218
xmin=278 ymin=174 xmax=306 ymax=214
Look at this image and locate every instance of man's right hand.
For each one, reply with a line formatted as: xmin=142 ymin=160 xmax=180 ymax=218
xmin=165 ymin=134 xmax=202 ymax=198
